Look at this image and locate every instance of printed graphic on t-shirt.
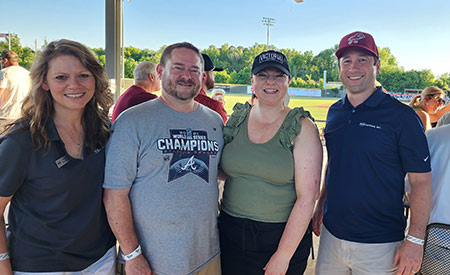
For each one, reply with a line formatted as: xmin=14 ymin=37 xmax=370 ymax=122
xmin=157 ymin=128 xmax=220 ymax=183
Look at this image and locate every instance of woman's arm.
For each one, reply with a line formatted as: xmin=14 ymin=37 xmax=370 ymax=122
xmin=217 ymin=169 xmax=228 ymax=182
xmin=414 ymin=109 xmax=432 ymax=130
xmin=0 ymin=196 xmax=12 ymax=275
xmin=429 ymin=103 xmax=450 ymax=123
xmin=263 ymin=118 xmax=323 ymax=275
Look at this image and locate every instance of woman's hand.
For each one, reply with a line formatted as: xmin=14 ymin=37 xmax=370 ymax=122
xmin=263 ymin=251 xmax=290 ymax=275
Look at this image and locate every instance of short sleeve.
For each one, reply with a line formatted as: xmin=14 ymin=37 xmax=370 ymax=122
xmin=103 ymin=116 xmax=140 ymax=189
xmin=0 ymin=135 xmax=28 ymax=196
xmin=437 ymin=112 xmax=450 ymax=127
xmin=279 ymin=107 xmax=314 ymax=151
xmin=398 ymin=110 xmax=431 ymax=173
xmin=223 ymin=102 xmax=252 ymax=144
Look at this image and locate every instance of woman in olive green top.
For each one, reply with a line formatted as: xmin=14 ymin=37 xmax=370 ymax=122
xmin=219 ymin=50 xmax=323 ymax=275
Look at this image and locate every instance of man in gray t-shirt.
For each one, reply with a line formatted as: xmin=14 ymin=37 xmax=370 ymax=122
xmin=103 ymin=42 xmax=224 ymax=275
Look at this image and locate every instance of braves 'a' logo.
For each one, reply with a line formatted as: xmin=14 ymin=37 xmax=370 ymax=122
xmin=157 ymin=129 xmax=220 ymax=183
xmin=348 ymin=32 xmax=365 ymax=45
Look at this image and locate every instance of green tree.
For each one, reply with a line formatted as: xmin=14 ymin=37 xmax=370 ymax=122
xmin=0 ymin=33 xmax=35 ymax=69
xmin=229 ymin=67 xmax=251 ymax=85
xmin=378 ymin=47 xmax=402 ymax=74
xmin=214 ymin=70 xmax=231 ymax=84
xmin=124 ymin=58 xmax=138 ymax=78
xmin=312 ymin=45 xmax=339 ymax=82
xmin=435 ymin=73 xmax=450 ymax=91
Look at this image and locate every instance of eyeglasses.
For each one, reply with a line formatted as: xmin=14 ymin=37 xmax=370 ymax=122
xmin=430 ymin=95 xmax=446 ymax=105
xmin=436 ymin=98 xmax=446 ymax=105
xmin=255 ymin=72 xmax=288 ymax=83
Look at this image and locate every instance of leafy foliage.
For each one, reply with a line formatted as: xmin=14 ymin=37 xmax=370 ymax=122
xmin=1 ymin=34 xmax=449 ymax=92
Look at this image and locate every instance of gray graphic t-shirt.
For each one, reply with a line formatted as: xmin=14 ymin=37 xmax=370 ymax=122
xmin=104 ymin=99 xmax=224 ymax=275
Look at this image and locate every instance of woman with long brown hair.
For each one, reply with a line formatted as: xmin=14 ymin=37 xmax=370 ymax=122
xmin=0 ymin=39 xmax=116 ymax=274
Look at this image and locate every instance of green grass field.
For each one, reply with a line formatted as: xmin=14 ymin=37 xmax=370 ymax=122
xmin=218 ymin=93 xmax=339 ymax=130
xmin=150 ymin=90 xmax=339 ymax=131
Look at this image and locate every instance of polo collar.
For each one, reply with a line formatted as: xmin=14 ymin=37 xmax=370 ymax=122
xmin=47 ymin=119 xmax=61 ymax=142
xmin=341 ymin=86 xmax=385 ymax=109
xmin=363 ymin=87 xmax=385 ymax=108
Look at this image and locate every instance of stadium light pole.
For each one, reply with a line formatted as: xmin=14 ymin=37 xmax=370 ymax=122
xmin=262 ymin=17 xmax=275 ymax=49
xmin=121 ymin=0 xmax=132 ymax=85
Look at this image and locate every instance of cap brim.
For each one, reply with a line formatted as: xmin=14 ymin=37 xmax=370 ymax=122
xmin=212 ymin=67 xmax=223 ymax=72
xmin=252 ymin=62 xmax=290 ymax=76
xmin=335 ymin=45 xmax=378 ymax=59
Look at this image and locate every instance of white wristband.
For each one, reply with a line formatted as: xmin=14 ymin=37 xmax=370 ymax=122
xmin=123 ymin=245 xmax=142 ymax=261
xmin=406 ymin=235 xmax=424 ymax=246
xmin=0 ymin=252 xmax=9 ymax=261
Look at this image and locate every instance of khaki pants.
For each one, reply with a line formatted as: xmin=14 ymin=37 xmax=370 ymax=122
xmin=315 ymin=225 xmax=402 ymax=275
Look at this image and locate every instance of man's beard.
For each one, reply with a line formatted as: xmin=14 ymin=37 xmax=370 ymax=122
xmin=162 ymin=76 xmax=200 ymax=101
xmin=205 ymin=75 xmax=215 ymax=90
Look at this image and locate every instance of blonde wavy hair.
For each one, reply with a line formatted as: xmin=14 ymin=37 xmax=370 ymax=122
xmin=409 ymin=86 xmax=445 ymax=108
xmin=4 ymin=39 xmax=113 ymax=152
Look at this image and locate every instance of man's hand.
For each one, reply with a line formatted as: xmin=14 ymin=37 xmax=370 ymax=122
xmin=124 ymin=254 xmax=152 ymax=275
xmin=0 ymin=259 xmax=12 ymax=275
xmin=312 ymin=203 xmax=324 ymax=236
xmin=393 ymin=240 xmax=423 ymax=275
xmin=263 ymin=251 xmax=290 ymax=275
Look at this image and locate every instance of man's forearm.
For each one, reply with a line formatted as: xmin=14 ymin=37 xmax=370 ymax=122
xmin=407 ymin=172 xmax=432 ymax=239
xmin=103 ymin=189 xmax=140 ymax=254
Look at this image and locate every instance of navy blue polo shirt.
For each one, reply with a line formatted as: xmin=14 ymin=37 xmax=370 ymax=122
xmin=323 ymin=87 xmax=431 ymax=243
xmin=0 ymin=121 xmax=115 ymax=272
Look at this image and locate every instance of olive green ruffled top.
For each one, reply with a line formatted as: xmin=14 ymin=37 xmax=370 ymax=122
xmin=220 ymin=102 xmax=314 ymax=222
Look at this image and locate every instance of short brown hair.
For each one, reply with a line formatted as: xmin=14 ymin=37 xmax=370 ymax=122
xmin=159 ymin=42 xmax=204 ymax=68
xmin=1 ymin=50 xmax=19 ymax=63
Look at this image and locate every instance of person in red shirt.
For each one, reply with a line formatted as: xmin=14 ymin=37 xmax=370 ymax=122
xmin=112 ymin=61 xmax=160 ymax=122
xmin=194 ymin=54 xmax=227 ymax=122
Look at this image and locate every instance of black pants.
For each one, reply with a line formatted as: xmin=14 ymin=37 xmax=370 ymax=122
xmin=219 ymin=212 xmax=312 ymax=275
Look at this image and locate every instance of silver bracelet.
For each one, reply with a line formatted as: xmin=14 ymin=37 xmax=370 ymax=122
xmin=0 ymin=252 xmax=9 ymax=261
xmin=123 ymin=245 xmax=142 ymax=261
xmin=406 ymin=234 xmax=424 ymax=246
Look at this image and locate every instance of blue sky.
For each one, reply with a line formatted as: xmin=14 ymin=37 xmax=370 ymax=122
xmin=3 ymin=0 xmax=450 ymax=76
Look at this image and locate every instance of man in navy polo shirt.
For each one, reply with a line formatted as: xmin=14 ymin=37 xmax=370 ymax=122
xmin=313 ymin=31 xmax=432 ymax=275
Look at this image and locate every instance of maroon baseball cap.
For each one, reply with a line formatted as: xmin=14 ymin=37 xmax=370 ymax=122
xmin=335 ymin=31 xmax=379 ymax=59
